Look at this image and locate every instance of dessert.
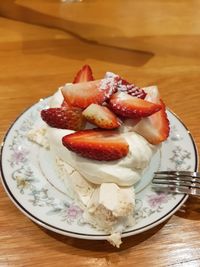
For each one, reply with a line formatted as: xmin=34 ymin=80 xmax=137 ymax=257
xmin=28 ymin=65 xmax=170 ymax=247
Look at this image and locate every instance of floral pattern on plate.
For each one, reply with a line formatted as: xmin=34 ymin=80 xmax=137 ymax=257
xmin=0 ymin=99 xmax=198 ymax=239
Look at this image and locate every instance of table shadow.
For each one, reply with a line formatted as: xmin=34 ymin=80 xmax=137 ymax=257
xmin=175 ymin=196 xmax=200 ymax=221
xmin=38 ymin=219 xmax=168 ymax=253
xmin=20 ymin=38 xmax=153 ymax=68
xmin=0 ymin=0 xmax=154 ymax=67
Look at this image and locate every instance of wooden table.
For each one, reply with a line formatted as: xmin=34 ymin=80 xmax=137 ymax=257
xmin=0 ymin=1 xmax=200 ymax=266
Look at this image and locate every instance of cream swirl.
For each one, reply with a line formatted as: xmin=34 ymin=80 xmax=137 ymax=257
xmin=47 ymin=88 xmax=154 ymax=186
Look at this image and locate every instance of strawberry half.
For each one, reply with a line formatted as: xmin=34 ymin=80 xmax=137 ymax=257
xmin=82 ymin=103 xmax=121 ymax=129
xmin=61 ymin=79 xmax=117 ymax=109
xmin=62 ymin=129 xmax=129 ymax=161
xmin=61 ymin=100 xmax=71 ymax=108
xmin=133 ymin=86 xmax=170 ymax=144
xmin=109 ymin=92 xmax=162 ymax=119
xmin=73 ymin=64 xmax=94 ymax=83
xmin=133 ymin=100 xmax=170 ymax=144
xmin=104 ymin=72 xmax=146 ymax=99
xmin=41 ymin=107 xmax=85 ymax=130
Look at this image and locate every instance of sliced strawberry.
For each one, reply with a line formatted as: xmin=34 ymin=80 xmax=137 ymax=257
xmin=82 ymin=103 xmax=121 ymax=129
xmin=133 ymin=101 xmax=170 ymax=144
xmin=109 ymin=92 xmax=162 ymax=119
xmin=143 ymin=85 xmax=160 ymax=103
xmin=62 ymin=80 xmax=104 ymax=109
xmin=62 ymin=129 xmax=129 ymax=161
xmin=133 ymin=86 xmax=170 ymax=144
xmin=104 ymin=72 xmax=146 ymax=99
xmin=73 ymin=65 xmax=94 ymax=83
xmin=61 ymin=79 xmax=117 ymax=109
xmin=61 ymin=100 xmax=71 ymax=108
xmin=118 ymin=78 xmax=146 ymax=99
xmin=41 ymin=107 xmax=85 ymax=130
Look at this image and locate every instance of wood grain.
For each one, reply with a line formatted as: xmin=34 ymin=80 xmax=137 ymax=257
xmin=0 ymin=1 xmax=200 ymax=266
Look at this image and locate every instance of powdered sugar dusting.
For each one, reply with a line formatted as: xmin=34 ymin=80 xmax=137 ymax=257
xmin=102 ymin=72 xmax=146 ymax=99
xmin=99 ymin=75 xmax=118 ymax=99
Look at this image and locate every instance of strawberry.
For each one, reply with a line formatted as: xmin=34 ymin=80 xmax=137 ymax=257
xmin=61 ymin=78 xmax=117 ymax=109
xmin=61 ymin=100 xmax=71 ymax=108
xmin=62 ymin=80 xmax=105 ymax=109
xmin=109 ymin=92 xmax=162 ymax=119
xmin=133 ymin=101 xmax=170 ymax=144
xmin=143 ymin=85 xmax=160 ymax=103
xmin=82 ymin=103 xmax=121 ymax=129
xmin=73 ymin=65 xmax=94 ymax=83
xmin=133 ymin=86 xmax=170 ymax=144
xmin=41 ymin=107 xmax=85 ymax=130
xmin=62 ymin=129 xmax=129 ymax=161
xmin=104 ymin=72 xmax=146 ymax=99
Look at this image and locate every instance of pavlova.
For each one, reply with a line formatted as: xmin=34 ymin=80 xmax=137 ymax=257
xmin=28 ymin=65 xmax=170 ymax=247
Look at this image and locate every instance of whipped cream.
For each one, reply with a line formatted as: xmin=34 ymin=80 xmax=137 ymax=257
xmin=48 ymin=88 xmax=154 ymax=187
xmin=29 ymin=83 xmax=158 ymax=247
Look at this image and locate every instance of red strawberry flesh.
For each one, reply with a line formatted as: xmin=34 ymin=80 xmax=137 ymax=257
xmin=82 ymin=103 xmax=121 ymax=129
xmin=109 ymin=92 xmax=162 ymax=118
xmin=61 ymin=80 xmax=105 ymax=108
xmin=62 ymin=78 xmax=118 ymax=109
xmin=155 ymin=100 xmax=170 ymax=142
xmin=104 ymin=72 xmax=146 ymax=99
xmin=62 ymin=129 xmax=129 ymax=161
xmin=73 ymin=64 xmax=94 ymax=83
xmin=133 ymin=86 xmax=170 ymax=144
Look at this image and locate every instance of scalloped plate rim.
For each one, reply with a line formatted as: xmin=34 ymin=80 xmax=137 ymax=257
xmin=0 ymin=99 xmax=199 ymax=240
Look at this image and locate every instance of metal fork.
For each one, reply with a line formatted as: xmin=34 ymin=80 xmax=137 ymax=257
xmin=152 ymin=171 xmax=200 ymax=196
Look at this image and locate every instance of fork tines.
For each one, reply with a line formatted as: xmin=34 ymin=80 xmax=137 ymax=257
xmin=152 ymin=171 xmax=200 ymax=196
xmin=154 ymin=171 xmax=200 ymax=178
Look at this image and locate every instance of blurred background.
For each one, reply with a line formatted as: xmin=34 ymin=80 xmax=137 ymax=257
xmin=0 ymin=1 xmax=200 ymax=130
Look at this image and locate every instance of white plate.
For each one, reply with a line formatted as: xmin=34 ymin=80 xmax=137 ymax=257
xmin=0 ymin=99 xmax=198 ymax=240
